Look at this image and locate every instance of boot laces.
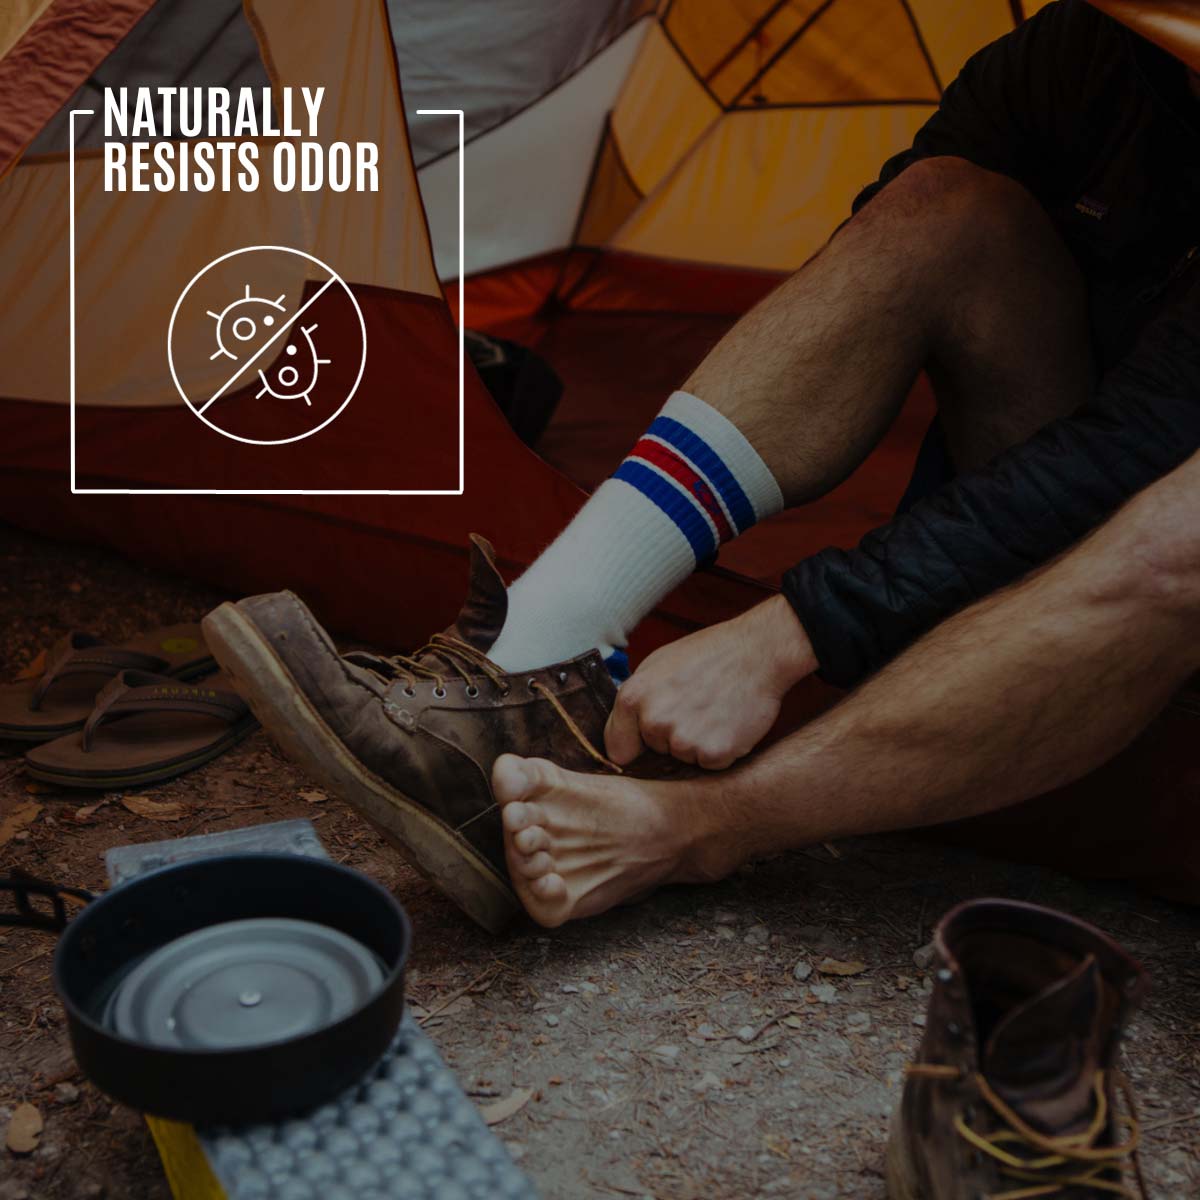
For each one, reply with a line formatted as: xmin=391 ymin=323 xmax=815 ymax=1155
xmin=905 ymin=1064 xmax=1146 ymax=1199
xmin=357 ymin=633 xmax=621 ymax=773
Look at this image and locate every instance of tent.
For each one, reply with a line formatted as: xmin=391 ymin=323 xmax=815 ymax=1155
xmin=0 ymin=0 xmax=1049 ymax=673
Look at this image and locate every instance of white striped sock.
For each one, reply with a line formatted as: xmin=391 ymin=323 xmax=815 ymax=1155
xmin=488 ymin=391 xmax=783 ymax=673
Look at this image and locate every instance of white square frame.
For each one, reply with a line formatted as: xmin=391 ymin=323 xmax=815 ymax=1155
xmin=69 ymin=107 xmax=465 ymax=495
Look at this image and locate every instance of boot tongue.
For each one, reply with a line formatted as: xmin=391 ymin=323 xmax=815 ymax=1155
xmin=447 ymin=534 xmax=508 ymax=653
xmin=982 ymin=954 xmax=1105 ymax=1135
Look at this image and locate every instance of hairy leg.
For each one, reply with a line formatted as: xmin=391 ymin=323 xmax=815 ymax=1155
xmin=686 ymin=156 xmax=1094 ymax=498
xmin=494 ymin=453 xmax=1200 ymax=926
xmin=491 ymin=157 xmax=1094 ymax=678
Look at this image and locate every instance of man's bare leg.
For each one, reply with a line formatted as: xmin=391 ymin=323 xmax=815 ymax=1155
xmin=487 ymin=157 xmax=1093 ymax=677
xmin=685 ymin=155 xmax=1094 ymax=491
xmin=493 ymin=452 xmax=1200 ymax=927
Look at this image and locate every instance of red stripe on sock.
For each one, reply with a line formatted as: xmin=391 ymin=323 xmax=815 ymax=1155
xmin=628 ymin=438 xmax=734 ymax=543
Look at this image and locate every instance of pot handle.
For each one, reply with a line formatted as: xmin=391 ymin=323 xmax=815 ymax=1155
xmin=0 ymin=869 xmax=96 ymax=933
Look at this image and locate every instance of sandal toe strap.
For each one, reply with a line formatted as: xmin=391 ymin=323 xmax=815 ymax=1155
xmin=30 ymin=634 xmax=169 ymax=711
xmin=81 ymin=670 xmax=247 ymax=751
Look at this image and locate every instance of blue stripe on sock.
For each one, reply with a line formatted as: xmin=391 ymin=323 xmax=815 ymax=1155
xmin=605 ymin=649 xmax=630 ymax=683
xmin=648 ymin=416 xmax=756 ymax=534
xmin=613 ymin=460 xmax=716 ymax=562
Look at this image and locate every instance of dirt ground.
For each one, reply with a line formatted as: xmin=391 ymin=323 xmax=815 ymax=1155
xmin=1 ymin=521 xmax=1198 ymax=1200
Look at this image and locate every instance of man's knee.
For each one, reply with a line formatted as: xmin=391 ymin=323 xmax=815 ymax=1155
xmin=854 ymin=156 xmax=1044 ymax=257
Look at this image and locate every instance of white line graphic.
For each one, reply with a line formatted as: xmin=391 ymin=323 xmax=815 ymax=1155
xmin=198 ymin=275 xmax=335 ymax=414
xmin=69 ymin=107 xmax=466 ymax=496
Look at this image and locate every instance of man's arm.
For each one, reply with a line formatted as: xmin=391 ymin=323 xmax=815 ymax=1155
xmin=497 ymin=452 xmax=1200 ymax=929
xmin=687 ymin=450 xmax=1200 ymax=867
xmin=784 ymin=269 xmax=1200 ymax=687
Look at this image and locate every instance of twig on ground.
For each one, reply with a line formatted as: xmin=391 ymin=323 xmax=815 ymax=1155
xmin=417 ymin=966 xmax=501 ymax=1026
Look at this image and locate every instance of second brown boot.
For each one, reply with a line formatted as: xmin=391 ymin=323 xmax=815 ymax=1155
xmin=887 ymin=898 xmax=1148 ymax=1200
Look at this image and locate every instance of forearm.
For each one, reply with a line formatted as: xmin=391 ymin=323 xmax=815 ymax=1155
xmin=694 ymin=454 xmax=1200 ymax=862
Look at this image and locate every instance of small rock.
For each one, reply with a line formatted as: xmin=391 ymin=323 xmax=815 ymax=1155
xmin=715 ymin=926 xmax=736 ymax=941
xmin=696 ymin=1023 xmax=718 ymax=1040
xmin=846 ymin=1011 xmax=871 ymax=1032
xmin=775 ymin=1058 xmax=792 ymax=1069
xmin=693 ymin=1072 xmax=724 ymax=1093
xmin=736 ymin=1025 xmax=757 ymax=1043
xmin=713 ymin=909 xmax=738 ymax=925
xmin=4 ymin=1103 xmax=42 ymax=1155
xmin=791 ymin=960 xmax=813 ymax=982
xmin=543 ymin=1014 xmax=559 ymax=1027
xmin=651 ymin=1044 xmax=680 ymax=1060
xmin=54 ymin=1083 xmax=79 ymax=1106
xmin=809 ymin=984 xmax=838 ymax=1004
xmin=912 ymin=1013 xmax=927 ymax=1028
xmin=560 ymin=984 xmax=579 ymax=994
xmin=912 ymin=942 xmax=936 ymax=971
xmin=506 ymin=1143 xmax=526 ymax=1162
xmin=578 ymin=981 xmax=600 ymax=994
xmin=743 ymin=925 xmax=770 ymax=946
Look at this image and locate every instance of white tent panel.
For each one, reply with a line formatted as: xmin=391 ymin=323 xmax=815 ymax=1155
xmin=390 ymin=0 xmax=651 ymax=166
xmin=417 ymin=19 xmax=648 ymax=280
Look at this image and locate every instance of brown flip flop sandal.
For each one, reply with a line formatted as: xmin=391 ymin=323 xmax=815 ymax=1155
xmin=0 ymin=624 xmax=214 ymax=742
xmin=23 ymin=669 xmax=258 ymax=789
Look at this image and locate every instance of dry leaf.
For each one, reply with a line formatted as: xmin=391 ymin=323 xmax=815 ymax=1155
xmin=121 ymin=795 xmax=186 ymax=822
xmin=298 ymin=789 xmax=327 ymax=804
xmin=763 ymin=1132 xmax=791 ymax=1159
xmin=5 ymin=1102 xmax=43 ymax=1154
xmin=74 ymin=798 xmax=108 ymax=824
xmin=14 ymin=649 xmax=47 ymax=682
xmin=816 ymin=958 xmax=867 ymax=977
xmin=480 ymin=1087 xmax=532 ymax=1126
xmin=0 ymin=801 xmax=41 ymax=849
xmin=780 ymin=1014 xmax=805 ymax=1029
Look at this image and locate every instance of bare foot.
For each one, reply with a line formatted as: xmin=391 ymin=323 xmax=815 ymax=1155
xmin=492 ymin=754 xmax=731 ymax=927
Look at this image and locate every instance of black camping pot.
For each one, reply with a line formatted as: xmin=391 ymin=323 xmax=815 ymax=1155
xmin=0 ymin=853 xmax=410 ymax=1124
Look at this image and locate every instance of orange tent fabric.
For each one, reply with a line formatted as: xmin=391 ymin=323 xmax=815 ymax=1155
xmin=0 ymin=0 xmax=1035 ymax=660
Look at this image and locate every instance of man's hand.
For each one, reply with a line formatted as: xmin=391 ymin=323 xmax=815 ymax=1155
xmin=604 ymin=594 xmax=818 ymax=770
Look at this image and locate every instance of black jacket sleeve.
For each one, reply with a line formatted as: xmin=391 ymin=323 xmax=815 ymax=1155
xmin=782 ymin=273 xmax=1200 ymax=689
xmin=854 ymin=0 xmax=1118 ymax=213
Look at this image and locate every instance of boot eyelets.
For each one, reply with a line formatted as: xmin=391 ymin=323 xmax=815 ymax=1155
xmin=465 ymin=686 xmax=479 ymax=698
xmin=403 ymin=687 xmax=416 ymax=697
xmin=558 ymin=671 xmax=568 ymax=683
xmin=527 ymin=678 xmax=538 ymax=691
xmin=936 ymin=968 xmax=953 ymax=983
xmin=433 ymin=686 xmax=447 ymax=699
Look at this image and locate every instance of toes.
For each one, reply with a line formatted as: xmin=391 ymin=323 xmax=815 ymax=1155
xmin=513 ymin=850 xmax=555 ymax=879
xmin=512 ymin=824 xmax=550 ymax=855
xmin=492 ymin=754 xmax=533 ymax=803
xmin=530 ymin=872 xmax=567 ymax=902
xmin=501 ymin=800 xmax=548 ymax=833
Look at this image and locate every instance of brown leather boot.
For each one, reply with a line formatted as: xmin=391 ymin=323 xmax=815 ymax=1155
xmin=887 ymin=899 xmax=1148 ymax=1200
xmin=202 ymin=535 xmax=620 ymax=932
